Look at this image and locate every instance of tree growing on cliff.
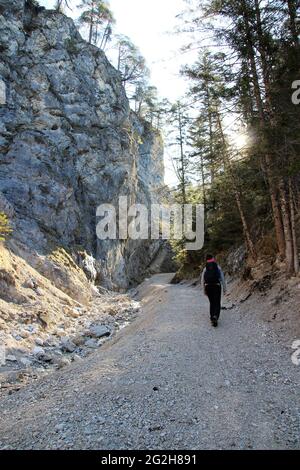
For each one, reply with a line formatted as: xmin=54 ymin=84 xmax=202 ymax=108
xmin=114 ymin=35 xmax=149 ymax=88
xmin=132 ymin=84 xmax=156 ymax=117
xmin=78 ymin=0 xmax=115 ymax=48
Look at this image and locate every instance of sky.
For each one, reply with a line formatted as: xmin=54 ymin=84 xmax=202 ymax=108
xmin=40 ymin=0 xmax=190 ymax=101
xmin=39 ymin=0 xmax=195 ymax=186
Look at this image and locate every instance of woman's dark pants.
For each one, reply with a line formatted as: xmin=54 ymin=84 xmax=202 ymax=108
xmin=205 ymin=284 xmax=222 ymax=321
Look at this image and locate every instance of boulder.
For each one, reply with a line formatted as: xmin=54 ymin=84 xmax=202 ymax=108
xmin=88 ymin=325 xmax=111 ymax=339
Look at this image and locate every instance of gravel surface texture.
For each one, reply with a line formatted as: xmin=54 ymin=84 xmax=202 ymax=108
xmin=0 ymin=274 xmax=299 ymax=450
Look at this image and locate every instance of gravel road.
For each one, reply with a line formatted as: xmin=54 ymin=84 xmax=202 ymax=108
xmin=0 ymin=274 xmax=299 ymax=450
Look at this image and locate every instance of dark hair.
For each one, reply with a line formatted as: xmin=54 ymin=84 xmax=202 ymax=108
xmin=206 ymin=254 xmax=214 ymax=261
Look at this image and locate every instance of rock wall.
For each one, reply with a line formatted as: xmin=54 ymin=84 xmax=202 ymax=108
xmin=0 ymin=0 xmax=166 ymax=289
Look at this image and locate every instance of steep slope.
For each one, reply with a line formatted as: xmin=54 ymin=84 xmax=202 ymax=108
xmin=0 ymin=0 xmax=165 ymax=290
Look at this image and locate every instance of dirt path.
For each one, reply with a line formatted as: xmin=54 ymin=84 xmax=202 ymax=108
xmin=0 ymin=274 xmax=299 ymax=450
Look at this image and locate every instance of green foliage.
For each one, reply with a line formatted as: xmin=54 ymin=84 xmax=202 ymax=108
xmin=0 ymin=213 xmax=12 ymax=241
xmin=78 ymin=0 xmax=115 ymax=47
xmin=170 ymin=0 xmax=300 ymax=276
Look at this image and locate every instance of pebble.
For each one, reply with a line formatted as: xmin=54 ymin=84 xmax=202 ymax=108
xmin=73 ymin=335 xmax=86 ymax=347
xmin=35 ymin=338 xmax=44 ymax=346
xmin=19 ymin=357 xmax=32 ymax=367
xmin=19 ymin=330 xmax=30 ymax=339
xmin=60 ymin=339 xmax=76 ymax=353
xmin=56 ymin=357 xmax=71 ymax=369
xmin=41 ymin=353 xmax=53 ymax=363
xmin=73 ymin=354 xmax=83 ymax=362
xmin=55 ymin=423 xmax=65 ymax=432
xmin=12 ymin=333 xmax=22 ymax=341
xmin=32 ymin=347 xmax=45 ymax=357
xmin=6 ymin=355 xmax=17 ymax=362
xmin=23 ymin=279 xmax=36 ymax=289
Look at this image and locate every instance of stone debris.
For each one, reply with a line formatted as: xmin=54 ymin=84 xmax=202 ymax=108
xmin=0 ymin=289 xmax=141 ymax=394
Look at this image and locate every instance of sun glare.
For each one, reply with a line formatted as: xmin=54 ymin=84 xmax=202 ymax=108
xmin=231 ymin=131 xmax=250 ymax=151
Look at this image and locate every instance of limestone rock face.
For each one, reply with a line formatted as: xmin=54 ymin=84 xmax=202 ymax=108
xmin=0 ymin=1 xmax=165 ymax=289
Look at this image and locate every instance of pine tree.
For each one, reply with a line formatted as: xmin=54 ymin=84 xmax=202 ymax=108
xmin=168 ymin=101 xmax=192 ymax=205
xmin=78 ymin=0 xmax=115 ymax=47
xmin=182 ymin=0 xmax=300 ymax=275
xmin=115 ymin=36 xmax=149 ymax=88
xmin=184 ymin=50 xmax=257 ymax=260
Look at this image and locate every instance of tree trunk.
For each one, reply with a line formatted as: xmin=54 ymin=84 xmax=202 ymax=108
xmin=234 ymin=188 xmax=257 ymax=261
xmin=289 ymin=177 xmax=299 ymax=274
xmin=88 ymin=3 xmax=95 ymax=44
xmin=89 ymin=18 xmax=93 ymax=44
xmin=279 ymin=178 xmax=295 ymax=275
xmin=200 ymin=153 xmax=207 ymax=227
xmin=117 ymin=44 xmax=121 ymax=70
xmin=177 ymin=105 xmax=187 ymax=205
xmin=100 ymin=23 xmax=110 ymax=50
xmin=253 ymin=0 xmax=273 ymax=114
xmin=264 ymin=155 xmax=286 ymax=259
xmin=287 ymin=0 xmax=299 ymax=45
xmin=205 ymin=85 xmax=215 ymax=183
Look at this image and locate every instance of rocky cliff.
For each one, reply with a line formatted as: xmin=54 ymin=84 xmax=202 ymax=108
xmin=0 ymin=0 xmax=166 ymax=290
